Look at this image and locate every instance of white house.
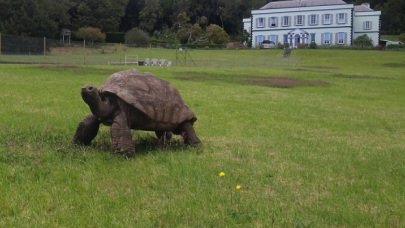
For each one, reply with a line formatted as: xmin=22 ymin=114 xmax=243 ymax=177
xmin=243 ymin=0 xmax=381 ymax=48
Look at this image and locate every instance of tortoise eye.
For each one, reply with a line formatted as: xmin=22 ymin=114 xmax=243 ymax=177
xmin=89 ymin=86 xmax=94 ymax=90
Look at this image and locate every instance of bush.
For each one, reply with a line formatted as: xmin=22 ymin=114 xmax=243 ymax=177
xmin=277 ymin=43 xmax=285 ymax=49
xmin=75 ymin=27 xmax=106 ymax=45
xmin=373 ymin=45 xmax=383 ymax=50
xmin=386 ymin=44 xmax=405 ymax=50
xmin=297 ymin=43 xmax=308 ymax=49
xmin=125 ymin=28 xmax=150 ymax=47
xmin=106 ymin=32 xmax=125 ymax=43
xmin=309 ymin=42 xmax=318 ymax=49
xmin=399 ymin=33 xmax=405 ymax=44
xmin=206 ymin=24 xmax=229 ymax=44
xmin=353 ymin=34 xmax=373 ymax=47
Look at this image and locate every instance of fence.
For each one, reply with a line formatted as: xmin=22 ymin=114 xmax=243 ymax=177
xmin=0 ymin=33 xmax=302 ymax=67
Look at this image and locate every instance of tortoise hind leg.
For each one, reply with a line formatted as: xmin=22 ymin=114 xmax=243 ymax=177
xmin=155 ymin=131 xmax=173 ymax=141
xmin=173 ymin=120 xmax=201 ymax=147
xmin=73 ymin=114 xmax=100 ymax=146
xmin=111 ymin=113 xmax=135 ymax=157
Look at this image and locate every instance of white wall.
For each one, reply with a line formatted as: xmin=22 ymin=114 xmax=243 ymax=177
xmin=353 ymin=11 xmax=381 ymax=45
xmin=249 ymin=5 xmax=353 ymax=47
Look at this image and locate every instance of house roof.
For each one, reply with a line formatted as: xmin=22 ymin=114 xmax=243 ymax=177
xmin=354 ymin=5 xmax=373 ymax=12
xmin=260 ymin=0 xmax=347 ymax=9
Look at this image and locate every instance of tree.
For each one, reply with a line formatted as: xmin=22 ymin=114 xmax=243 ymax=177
xmin=138 ymin=0 xmax=160 ymax=33
xmin=353 ymin=34 xmax=373 ymax=47
xmin=75 ymin=27 xmax=106 ymax=45
xmin=399 ymin=33 xmax=405 ymax=44
xmin=70 ymin=0 xmax=129 ymax=32
xmin=206 ymin=24 xmax=228 ymax=44
xmin=0 ymin=0 xmax=71 ymax=38
xmin=125 ymin=28 xmax=150 ymax=46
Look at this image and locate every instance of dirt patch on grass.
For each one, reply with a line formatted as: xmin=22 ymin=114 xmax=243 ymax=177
xmin=331 ymin=74 xmax=393 ymax=80
xmin=176 ymin=72 xmax=330 ymax=88
xmin=247 ymin=77 xmax=330 ymax=88
xmin=36 ymin=64 xmax=78 ymax=68
xmin=382 ymin=62 xmax=405 ymax=68
xmin=284 ymin=68 xmax=330 ymax=73
xmin=303 ymin=66 xmax=340 ymax=69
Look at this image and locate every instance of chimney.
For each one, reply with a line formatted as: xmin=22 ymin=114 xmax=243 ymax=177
xmin=361 ymin=3 xmax=370 ymax=8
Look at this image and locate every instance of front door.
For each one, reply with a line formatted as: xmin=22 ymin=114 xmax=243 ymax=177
xmin=295 ymin=34 xmax=300 ymax=47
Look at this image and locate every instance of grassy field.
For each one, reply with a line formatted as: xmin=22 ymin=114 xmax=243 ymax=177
xmin=1 ymin=49 xmax=405 ymax=227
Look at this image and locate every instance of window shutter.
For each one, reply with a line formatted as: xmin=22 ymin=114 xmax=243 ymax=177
xmin=289 ymin=16 xmax=292 ymax=26
xmin=330 ymin=33 xmax=333 ymax=44
xmin=336 ymin=14 xmax=339 ymax=24
xmin=255 ymin=36 xmax=258 ymax=47
xmin=276 ymin=17 xmax=278 ymax=27
xmin=294 ymin=16 xmax=297 ymax=26
xmin=345 ymin=13 xmax=348 ymax=24
xmin=330 ymin=14 xmax=333 ymax=25
xmin=263 ymin=18 xmax=266 ymax=28
xmin=344 ymin=32 xmax=347 ymax=44
xmin=316 ymin=15 xmax=319 ymax=25
xmin=321 ymin=33 xmax=324 ymax=44
xmin=268 ymin=17 xmax=271 ymax=27
xmin=370 ymin=21 xmax=372 ymax=29
xmin=302 ymin=15 xmax=305 ymax=26
xmin=276 ymin=35 xmax=278 ymax=44
xmin=335 ymin=33 xmax=338 ymax=45
xmin=322 ymin=14 xmax=325 ymax=25
xmin=363 ymin=21 xmax=366 ymax=30
xmin=308 ymin=15 xmax=311 ymax=25
xmin=256 ymin=18 xmax=258 ymax=28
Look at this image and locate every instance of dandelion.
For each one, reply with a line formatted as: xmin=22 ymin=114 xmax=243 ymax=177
xmin=236 ymin=185 xmax=241 ymax=189
xmin=219 ymin=172 xmax=225 ymax=177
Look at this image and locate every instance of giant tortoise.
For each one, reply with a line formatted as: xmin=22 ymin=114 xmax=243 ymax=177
xmin=73 ymin=69 xmax=201 ymax=156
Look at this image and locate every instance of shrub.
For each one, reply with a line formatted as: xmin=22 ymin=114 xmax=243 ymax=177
xmin=353 ymin=34 xmax=373 ymax=47
xmin=277 ymin=43 xmax=285 ymax=49
xmin=399 ymin=33 xmax=405 ymax=44
xmin=75 ymin=27 xmax=106 ymax=45
xmin=373 ymin=45 xmax=383 ymax=50
xmin=206 ymin=24 xmax=229 ymax=44
xmin=125 ymin=28 xmax=150 ymax=47
xmin=309 ymin=42 xmax=318 ymax=49
xmin=297 ymin=43 xmax=308 ymax=49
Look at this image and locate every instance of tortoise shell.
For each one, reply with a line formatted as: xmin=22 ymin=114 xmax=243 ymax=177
xmin=99 ymin=69 xmax=197 ymax=125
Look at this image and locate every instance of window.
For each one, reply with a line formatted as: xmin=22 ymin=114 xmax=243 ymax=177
xmin=297 ymin=15 xmax=303 ymax=25
xmin=338 ymin=13 xmax=345 ymax=24
xmin=365 ymin=21 xmax=371 ymax=30
xmin=310 ymin=15 xmax=317 ymax=25
xmin=310 ymin=33 xmax=316 ymax=43
xmin=283 ymin=16 xmax=289 ymax=26
xmin=324 ymin=33 xmax=330 ymax=44
xmin=258 ymin=18 xmax=264 ymax=27
xmin=258 ymin=35 xmax=264 ymax=44
xmin=284 ymin=34 xmax=288 ymax=44
xmin=270 ymin=35 xmax=276 ymax=43
xmin=338 ymin=32 xmax=344 ymax=44
xmin=270 ymin=17 xmax=277 ymax=27
xmin=324 ymin=14 xmax=331 ymax=24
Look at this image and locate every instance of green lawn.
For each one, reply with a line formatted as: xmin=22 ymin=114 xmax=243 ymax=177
xmin=1 ymin=49 xmax=405 ymax=227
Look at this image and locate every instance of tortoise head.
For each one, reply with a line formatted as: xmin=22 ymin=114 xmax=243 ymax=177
xmin=81 ymin=85 xmax=99 ymax=104
xmin=81 ymin=85 xmax=116 ymax=118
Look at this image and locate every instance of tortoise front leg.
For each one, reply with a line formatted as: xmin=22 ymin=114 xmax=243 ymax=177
xmin=111 ymin=113 xmax=135 ymax=157
xmin=73 ymin=113 xmax=100 ymax=146
xmin=174 ymin=120 xmax=201 ymax=147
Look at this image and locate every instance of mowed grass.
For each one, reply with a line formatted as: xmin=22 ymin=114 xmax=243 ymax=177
xmin=1 ymin=49 xmax=405 ymax=227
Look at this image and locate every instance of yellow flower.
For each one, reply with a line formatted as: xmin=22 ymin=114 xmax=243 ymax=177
xmin=236 ymin=185 xmax=241 ymax=189
xmin=219 ymin=172 xmax=225 ymax=177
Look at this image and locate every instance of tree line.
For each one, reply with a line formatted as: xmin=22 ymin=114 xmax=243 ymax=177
xmin=0 ymin=0 xmax=403 ymax=41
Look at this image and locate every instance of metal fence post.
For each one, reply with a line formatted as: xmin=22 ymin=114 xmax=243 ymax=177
xmin=84 ymin=39 xmax=86 ymax=65
xmin=0 ymin=33 xmax=2 ymax=62
xmin=43 ymin=37 xmax=46 ymax=64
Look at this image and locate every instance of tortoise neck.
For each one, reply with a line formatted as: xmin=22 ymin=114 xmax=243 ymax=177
xmin=88 ymin=95 xmax=112 ymax=119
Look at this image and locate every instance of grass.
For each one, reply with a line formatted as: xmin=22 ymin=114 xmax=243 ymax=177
xmin=1 ymin=49 xmax=405 ymax=227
